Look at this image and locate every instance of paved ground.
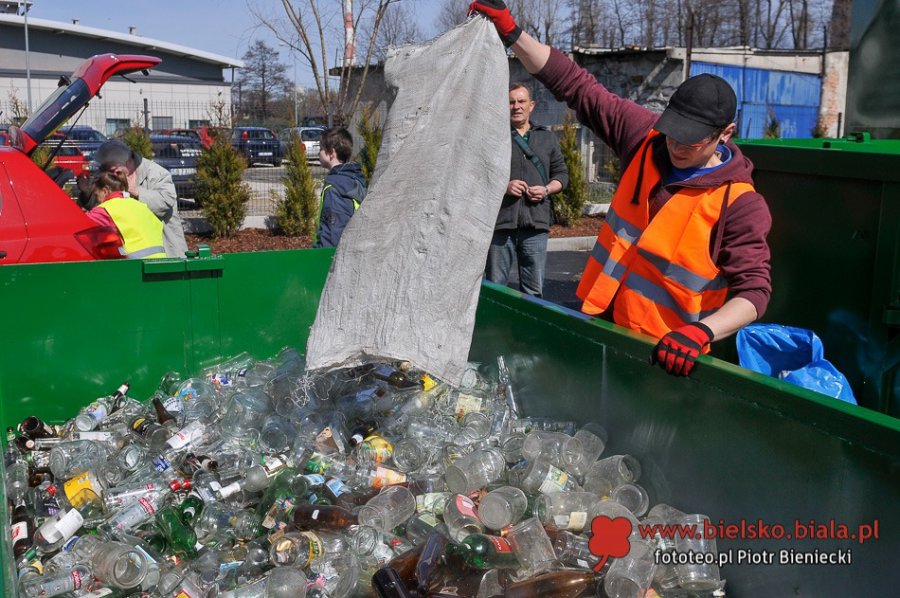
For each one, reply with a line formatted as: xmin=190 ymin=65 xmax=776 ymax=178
xmin=506 ymin=249 xmax=590 ymax=311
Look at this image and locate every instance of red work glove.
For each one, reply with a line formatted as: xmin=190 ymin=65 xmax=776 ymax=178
xmin=468 ymin=0 xmax=522 ymax=46
xmin=652 ymin=322 xmax=714 ymax=376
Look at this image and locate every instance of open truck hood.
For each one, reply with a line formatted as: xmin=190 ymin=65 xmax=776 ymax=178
xmin=11 ymin=54 xmax=162 ymax=154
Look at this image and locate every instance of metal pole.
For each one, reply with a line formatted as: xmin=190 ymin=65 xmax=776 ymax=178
xmin=293 ymin=55 xmax=298 ymax=126
xmin=143 ymin=98 xmax=150 ymax=131
xmin=23 ymin=1 xmax=31 ymax=114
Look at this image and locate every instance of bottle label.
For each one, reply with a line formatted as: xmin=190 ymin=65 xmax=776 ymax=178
xmin=454 ymin=393 xmax=483 ymax=417
xmin=71 ymin=568 xmax=84 ymax=590
xmin=303 ymin=474 xmax=326 ymax=486
xmin=315 ymin=426 xmax=346 ymax=453
xmin=422 ymin=374 xmax=437 ymax=391
xmin=85 ymin=401 xmax=109 ymax=425
xmin=418 ymin=512 xmax=440 ymax=528
xmin=166 ymin=421 xmax=205 ymax=449
xmin=538 ymin=465 xmax=570 ymax=494
xmin=261 ymin=456 xmax=285 ymax=476
xmin=371 ymin=466 xmax=407 ymax=489
xmin=301 ymin=531 xmax=324 ymax=565
xmin=63 ymin=472 xmax=101 ymax=508
xmin=138 ymin=497 xmax=157 ymax=516
xmin=567 ymin=511 xmax=588 ymax=531
xmin=73 ymin=431 xmax=114 ymax=442
xmin=131 ymin=417 xmax=151 ymax=435
xmin=416 ymin=492 xmax=449 ymax=515
xmin=163 ymin=396 xmax=182 ymax=412
xmin=56 ymin=508 xmax=85 ymax=539
xmin=325 ymin=477 xmax=350 ymax=497
xmin=152 ymin=455 xmax=171 ymax=472
xmin=455 ymin=495 xmax=478 ymax=518
xmin=486 ymin=535 xmax=513 ymax=553
xmin=10 ymin=520 xmax=28 ymax=543
xmin=218 ymin=482 xmax=241 ymax=499
xmin=359 ymin=436 xmax=393 ymax=463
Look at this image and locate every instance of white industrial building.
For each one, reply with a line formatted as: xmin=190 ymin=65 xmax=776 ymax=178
xmin=0 ymin=10 xmax=241 ymax=134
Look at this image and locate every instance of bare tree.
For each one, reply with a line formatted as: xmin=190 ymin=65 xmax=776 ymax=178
xmin=252 ymin=0 xmax=402 ymax=124
xmin=236 ymin=40 xmax=291 ymax=123
xmin=365 ymin=1 xmax=426 ymax=61
xmin=436 ymin=0 xmax=466 ymax=32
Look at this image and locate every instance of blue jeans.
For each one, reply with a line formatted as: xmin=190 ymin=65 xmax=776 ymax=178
xmin=485 ymin=229 xmax=548 ymax=297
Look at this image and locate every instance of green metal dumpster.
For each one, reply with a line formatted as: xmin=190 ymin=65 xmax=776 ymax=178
xmin=1 ymin=250 xmax=898 ymax=596
xmin=736 ymin=135 xmax=900 ymax=416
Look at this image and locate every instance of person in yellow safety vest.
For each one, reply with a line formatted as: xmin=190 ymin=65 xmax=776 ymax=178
xmin=470 ymin=0 xmax=772 ymax=377
xmin=85 ymin=170 xmax=167 ymax=259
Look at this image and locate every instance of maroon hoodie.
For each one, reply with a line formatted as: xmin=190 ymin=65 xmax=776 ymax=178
xmin=536 ymin=48 xmax=772 ymax=318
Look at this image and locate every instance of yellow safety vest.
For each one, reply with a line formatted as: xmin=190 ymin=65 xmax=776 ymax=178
xmin=97 ymin=197 xmax=166 ymax=259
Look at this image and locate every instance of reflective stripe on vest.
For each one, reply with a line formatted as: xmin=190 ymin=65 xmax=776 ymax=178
xmin=576 ymin=131 xmax=754 ymax=338
xmin=97 ymin=198 xmax=166 ymax=259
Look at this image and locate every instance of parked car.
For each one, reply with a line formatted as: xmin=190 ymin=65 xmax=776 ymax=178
xmin=231 ymin=126 xmax=283 ymax=167
xmin=40 ymin=133 xmax=89 ymax=180
xmin=148 ymin=134 xmax=202 ymax=201
xmin=0 ymin=53 xmax=162 ymax=264
xmin=60 ymin=125 xmax=108 ymax=161
xmin=154 ymin=128 xmax=203 ymax=145
xmin=280 ymin=126 xmax=324 ymax=162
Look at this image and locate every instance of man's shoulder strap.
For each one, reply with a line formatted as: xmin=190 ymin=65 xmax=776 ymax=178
xmin=512 ymin=131 xmax=549 ymax=185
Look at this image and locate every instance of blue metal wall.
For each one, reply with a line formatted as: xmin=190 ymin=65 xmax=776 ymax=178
xmin=691 ymin=62 xmax=822 ymax=139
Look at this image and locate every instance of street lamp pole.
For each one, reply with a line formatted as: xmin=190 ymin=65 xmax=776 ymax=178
xmin=21 ymin=0 xmax=31 ymax=114
xmin=293 ymin=53 xmax=298 ymax=127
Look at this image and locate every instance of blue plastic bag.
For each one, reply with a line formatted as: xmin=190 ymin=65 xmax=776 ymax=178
xmin=736 ymin=323 xmax=857 ymax=405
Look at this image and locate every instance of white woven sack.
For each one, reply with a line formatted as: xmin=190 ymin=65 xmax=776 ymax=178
xmin=305 ymin=18 xmax=510 ymax=385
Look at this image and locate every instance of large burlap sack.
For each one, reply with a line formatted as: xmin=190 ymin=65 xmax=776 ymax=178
xmin=305 ymin=18 xmax=510 ymax=385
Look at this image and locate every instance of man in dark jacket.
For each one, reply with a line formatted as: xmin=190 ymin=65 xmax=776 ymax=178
xmin=314 ymin=127 xmax=367 ymax=248
xmin=471 ymin=0 xmax=772 ymax=377
xmin=485 ymin=82 xmax=568 ymax=297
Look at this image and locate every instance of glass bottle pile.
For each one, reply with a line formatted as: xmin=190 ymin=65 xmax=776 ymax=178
xmin=3 ymin=348 xmax=726 ymax=597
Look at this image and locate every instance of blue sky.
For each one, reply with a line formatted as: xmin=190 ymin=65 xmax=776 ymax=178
xmin=30 ymin=0 xmax=446 ymax=86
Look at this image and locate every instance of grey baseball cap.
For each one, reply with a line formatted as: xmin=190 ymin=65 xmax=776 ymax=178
xmin=95 ymin=140 xmax=142 ymax=169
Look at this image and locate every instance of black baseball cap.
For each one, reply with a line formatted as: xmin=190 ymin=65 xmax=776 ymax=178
xmin=654 ymin=74 xmax=737 ymax=145
xmin=95 ymin=140 xmax=142 ymax=169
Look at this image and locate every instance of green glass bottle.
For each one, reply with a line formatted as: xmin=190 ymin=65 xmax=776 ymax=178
xmin=178 ymin=494 xmax=204 ymax=526
xmin=447 ymin=533 xmax=520 ymax=570
xmin=155 ymin=504 xmax=199 ymax=558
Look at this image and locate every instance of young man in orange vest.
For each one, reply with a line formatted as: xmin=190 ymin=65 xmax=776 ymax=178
xmin=470 ymin=1 xmax=772 ymax=376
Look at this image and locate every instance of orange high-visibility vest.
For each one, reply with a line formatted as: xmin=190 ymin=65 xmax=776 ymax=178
xmin=577 ymin=131 xmax=754 ymax=339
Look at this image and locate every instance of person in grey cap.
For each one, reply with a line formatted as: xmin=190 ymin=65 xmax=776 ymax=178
xmin=471 ymin=0 xmax=771 ymax=377
xmin=94 ymin=139 xmax=188 ymax=258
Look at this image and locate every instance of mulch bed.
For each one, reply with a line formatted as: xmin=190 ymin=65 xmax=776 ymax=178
xmin=186 ymin=216 xmax=602 ymax=255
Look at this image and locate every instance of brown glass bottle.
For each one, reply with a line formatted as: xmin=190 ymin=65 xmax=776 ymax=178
xmin=503 ymin=569 xmax=597 ymax=598
xmin=151 ymin=396 xmax=178 ymax=429
xmin=371 ymin=566 xmax=415 ymax=598
xmin=292 ymin=502 xmax=358 ymax=530
xmin=11 ymin=499 xmax=33 ymax=558
xmin=18 ymin=416 xmax=57 ymax=439
xmin=386 ymin=542 xmax=426 ymax=586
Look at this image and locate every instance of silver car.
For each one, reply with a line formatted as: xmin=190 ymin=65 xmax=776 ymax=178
xmin=280 ymin=126 xmax=326 ymax=162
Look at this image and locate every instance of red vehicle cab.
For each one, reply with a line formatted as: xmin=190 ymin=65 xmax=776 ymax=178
xmin=0 ymin=53 xmax=161 ymax=265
